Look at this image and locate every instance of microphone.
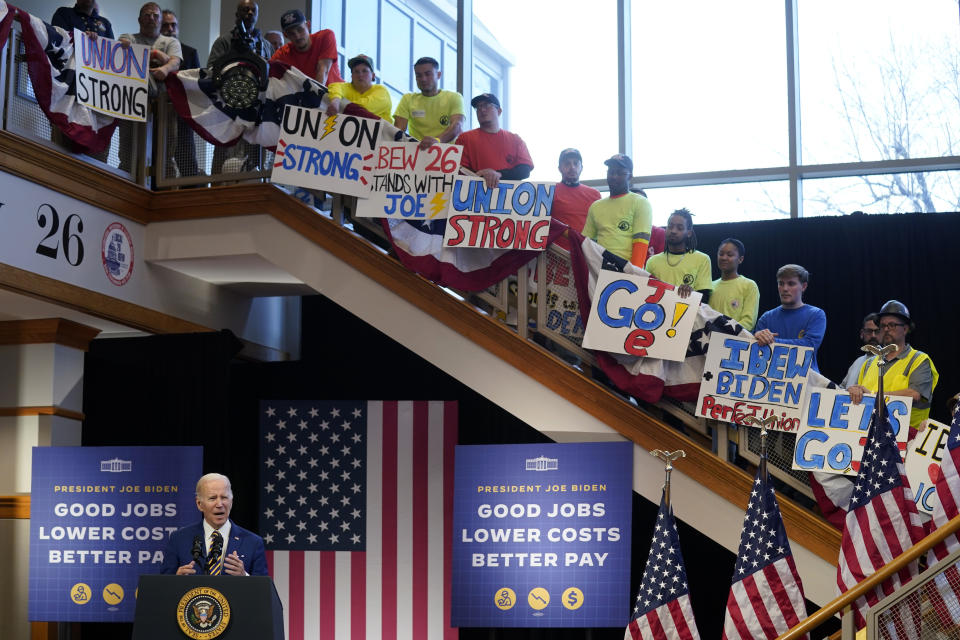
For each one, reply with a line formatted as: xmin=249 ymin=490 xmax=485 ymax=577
xmin=191 ymin=536 xmax=204 ymax=573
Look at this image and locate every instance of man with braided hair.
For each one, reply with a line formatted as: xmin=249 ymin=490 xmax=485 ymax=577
xmin=645 ymin=208 xmax=712 ymax=303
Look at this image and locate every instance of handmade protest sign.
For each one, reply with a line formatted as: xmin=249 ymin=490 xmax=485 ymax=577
xmin=442 ymin=177 xmax=554 ymax=250
xmin=793 ymin=388 xmax=911 ymax=476
xmin=354 ymin=140 xmax=461 ymax=219
xmin=582 ymin=271 xmax=699 ymax=361
xmin=272 ymin=106 xmax=385 ymax=197
xmin=74 ymin=31 xmax=149 ymax=122
xmin=695 ymin=333 xmax=814 ymax=429
xmin=904 ymin=418 xmax=950 ymax=515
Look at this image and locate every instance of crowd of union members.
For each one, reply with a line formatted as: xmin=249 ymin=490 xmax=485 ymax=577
xmin=50 ymin=1 xmax=942 ymax=438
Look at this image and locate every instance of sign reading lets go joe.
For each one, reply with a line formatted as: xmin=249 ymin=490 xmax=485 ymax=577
xmin=582 ymin=271 xmax=699 ymax=362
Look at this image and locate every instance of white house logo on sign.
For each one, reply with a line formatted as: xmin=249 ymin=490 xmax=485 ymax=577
xmin=101 ymin=222 xmax=134 ymax=286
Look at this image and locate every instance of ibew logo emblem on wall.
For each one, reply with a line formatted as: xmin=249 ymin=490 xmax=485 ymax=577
xmin=101 ymin=222 xmax=134 ymax=286
xmin=525 ymin=456 xmax=558 ymax=471
xmin=100 ymin=457 xmax=132 ymax=472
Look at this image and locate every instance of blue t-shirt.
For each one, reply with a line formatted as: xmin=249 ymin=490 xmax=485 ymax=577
xmin=754 ymin=304 xmax=827 ymax=372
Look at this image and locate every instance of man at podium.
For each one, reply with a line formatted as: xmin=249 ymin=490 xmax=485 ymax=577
xmin=160 ymin=473 xmax=268 ymax=576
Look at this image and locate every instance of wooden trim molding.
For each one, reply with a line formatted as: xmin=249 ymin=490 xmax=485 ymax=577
xmin=0 ymin=494 xmax=29 ymax=519
xmin=0 ymin=318 xmax=101 ymax=350
xmin=0 ymin=264 xmax=211 ymax=335
xmin=0 ymin=406 xmax=84 ymax=421
xmin=0 ymin=131 xmax=151 ymax=222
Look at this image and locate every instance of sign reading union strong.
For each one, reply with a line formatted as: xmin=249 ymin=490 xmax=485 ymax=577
xmin=176 ymin=587 xmax=231 ymax=639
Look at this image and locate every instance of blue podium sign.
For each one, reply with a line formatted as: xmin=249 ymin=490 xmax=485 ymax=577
xmin=29 ymin=446 xmax=202 ymax=622
xmin=451 ymin=441 xmax=633 ymax=627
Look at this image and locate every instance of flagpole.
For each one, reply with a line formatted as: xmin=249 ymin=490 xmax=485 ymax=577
xmin=743 ymin=415 xmax=778 ymax=479
xmin=650 ymin=449 xmax=685 ymax=507
xmin=861 ymin=343 xmax=898 ymax=424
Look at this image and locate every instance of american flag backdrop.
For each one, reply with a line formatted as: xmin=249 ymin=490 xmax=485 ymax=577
xmin=837 ymin=404 xmax=927 ymax=630
xmin=259 ymin=400 xmax=458 ymax=640
xmin=721 ymin=467 xmax=807 ymax=640
xmin=625 ymin=489 xmax=700 ymax=640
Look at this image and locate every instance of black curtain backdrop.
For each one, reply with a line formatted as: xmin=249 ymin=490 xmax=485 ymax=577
xmin=693 ymin=212 xmax=960 ymax=422
xmin=79 ymin=294 xmax=838 ymax=638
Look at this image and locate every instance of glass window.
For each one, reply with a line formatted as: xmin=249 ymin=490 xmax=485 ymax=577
xmin=473 ymin=0 xmax=620 ymax=181
xmin=640 ymin=181 xmax=791 ymax=225
xmin=344 ymin=0 xmax=379 ymax=61
xmin=414 ymin=23 xmax=444 ymax=74
xmin=321 ymin=0 xmax=344 ymax=41
xmin=381 ymin=1 xmax=413 ymax=93
xmin=444 ymin=44 xmax=458 ymax=92
xmin=801 ymin=171 xmax=960 ymax=216
xmin=631 ymin=0 xmax=787 ymax=175
xmin=798 ymin=0 xmax=960 ymax=165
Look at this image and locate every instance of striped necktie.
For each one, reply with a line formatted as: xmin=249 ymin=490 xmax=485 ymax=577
xmin=207 ymin=530 xmax=223 ymax=575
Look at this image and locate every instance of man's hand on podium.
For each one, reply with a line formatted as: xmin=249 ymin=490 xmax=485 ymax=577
xmin=223 ymin=551 xmax=247 ymax=576
xmin=176 ymin=561 xmax=198 ymax=575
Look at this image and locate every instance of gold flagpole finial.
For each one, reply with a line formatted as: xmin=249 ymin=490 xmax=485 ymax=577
xmin=651 ymin=449 xmax=686 ymax=507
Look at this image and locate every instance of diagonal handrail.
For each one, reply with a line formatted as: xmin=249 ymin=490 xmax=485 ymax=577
xmin=777 ymin=512 xmax=960 ymax=640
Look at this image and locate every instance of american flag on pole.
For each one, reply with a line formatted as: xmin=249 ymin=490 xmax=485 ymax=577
xmin=923 ymin=404 xmax=960 ymax=628
xmin=625 ymin=489 xmax=700 ymax=640
xmin=837 ymin=403 xmax=927 ymax=629
xmin=259 ymin=400 xmax=458 ymax=640
xmin=721 ymin=467 xmax=807 ymax=640
xmin=929 ymin=405 xmax=960 ymax=559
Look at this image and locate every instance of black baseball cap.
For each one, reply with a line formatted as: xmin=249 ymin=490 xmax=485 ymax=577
xmin=604 ymin=154 xmax=633 ymax=172
xmin=280 ymin=9 xmax=306 ymax=31
xmin=559 ymin=148 xmax=582 ymax=164
xmin=470 ymin=93 xmax=500 ymax=109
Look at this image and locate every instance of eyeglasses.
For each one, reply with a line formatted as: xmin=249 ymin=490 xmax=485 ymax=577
xmin=878 ymin=322 xmax=907 ymax=330
xmin=860 ymin=327 xmax=880 ymax=335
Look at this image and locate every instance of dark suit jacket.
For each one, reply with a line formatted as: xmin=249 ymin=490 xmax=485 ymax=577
xmin=179 ymin=43 xmax=200 ymax=71
xmin=160 ymin=520 xmax=268 ymax=576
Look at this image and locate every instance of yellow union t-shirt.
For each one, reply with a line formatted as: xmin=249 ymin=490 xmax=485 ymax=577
xmin=581 ymin=192 xmax=652 ymax=262
xmin=328 ymin=82 xmax=393 ymax=123
xmin=710 ymin=275 xmax=760 ymax=330
xmin=646 ymin=250 xmax=713 ymax=292
xmin=393 ymin=90 xmax=465 ymax=140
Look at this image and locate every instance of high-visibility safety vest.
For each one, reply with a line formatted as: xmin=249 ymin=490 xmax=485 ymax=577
xmin=858 ymin=346 xmax=939 ymax=427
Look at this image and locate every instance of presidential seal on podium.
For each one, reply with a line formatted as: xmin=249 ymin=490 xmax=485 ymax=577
xmin=176 ymin=586 xmax=231 ymax=639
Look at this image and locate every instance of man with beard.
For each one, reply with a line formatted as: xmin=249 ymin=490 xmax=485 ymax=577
xmin=456 ymin=93 xmax=532 ymax=189
xmin=581 ymin=154 xmax=652 ymax=268
xmin=550 ymin=148 xmax=600 ymax=251
xmin=840 ymin=312 xmax=880 ymax=388
xmin=847 ymin=300 xmax=939 ymax=433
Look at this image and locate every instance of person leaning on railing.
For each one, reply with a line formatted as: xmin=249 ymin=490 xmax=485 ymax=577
xmin=116 ymin=2 xmax=181 ymax=180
